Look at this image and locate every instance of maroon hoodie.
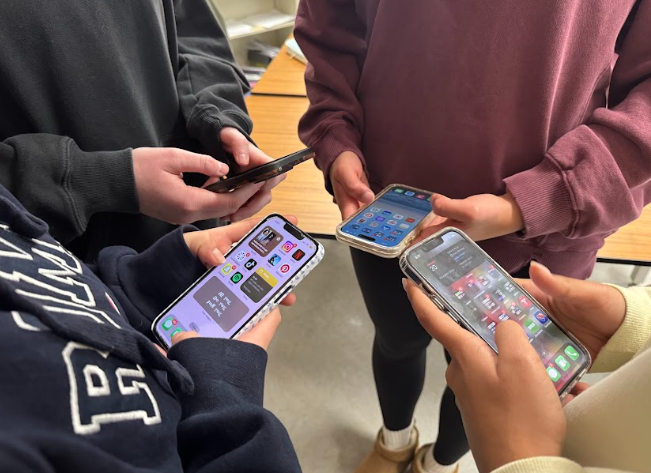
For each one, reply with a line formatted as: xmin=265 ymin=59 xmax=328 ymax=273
xmin=295 ymin=0 xmax=651 ymax=278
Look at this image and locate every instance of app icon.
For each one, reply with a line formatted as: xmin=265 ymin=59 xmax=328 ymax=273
xmin=405 ymin=218 xmax=416 ymax=223
xmin=393 ymin=188 xmax=405 ymax=194
xmin=427 ymin=196 xmax=432 ymax=201
xmin=162 ymin=318 xmax=176 ymax=330
xmin=534 ymin=311 xmax=549 ymax=324
xmin=387 ymin=220 xmax=397 ymax=226
xmin=375 ymin=216 xmax=385 ymax=222
xmin=394 ymin=214 xmax=404 ymax=220
xmin=371 ymin=207 xmax=381 ymax=212
xmin=280 ymin=264 xmax=291 ymax=274
xmin=235 ymin=251 xmax=250 ymax=262
xmin=399 ymin=223 xmax=410 ymax=229
xmin=386 ymin=236 xmax=397 ymax=242
xmin=231 ymin=272 xmax=243 ymax=283
xmin=390 ymin=230 xmax=403 ymax=236
xmin=455 ymin=290 xmax=465 ymax=299
xmin=382 ymin=225 xmax=392 ymax=231
xmin=555 ymin=355 xmax=570 ymax=371
xmin=221 ymin=263 xmax=235 ymax=275
xmin=547 ymin=366 xmax=562 ymax=382
xmin=244 ymin=259 xmax=258 ymax=271
xmin=524 ymin=318 xmax=539 ymax=334
xmin=369 ymin=222 xmax=379 ymax=228
xmin=171 ymin=328 xmax=183 ymax=338
xmin=416 ymin=194 xmax=426 ymax=199
xmin=362 ymin=228 xmax=372 ymax=234
xmin=358 ymin=218 xmax=367 ymax=224
xmin=487 ymin=321 xmax=496 ymax=332
xmin=498 ymin=313 xmax=509 ymax=321
xmin=373 ymin=232 xmax=384 ymax=238
xmin=405 ymin=191 xmax=415 ymax=196
xmin=382 ymin=210 xmax=392 ymax=215
xmin=282 ymin=241 xmax=297 ymax=253
xmin=292 ymin=249 xmax=305 ymax=261
xmin=350 ymin=224 xmax=360 ymax=230
xmin=268 ymin=254 xmax=282 ymax=266
xmin=519 ymin=296 xmax=532 ymax=308
xmin=364 ymin=212 xmax=374 ymax=218
xmin=564 ymin=345 xmax=580 ymax=361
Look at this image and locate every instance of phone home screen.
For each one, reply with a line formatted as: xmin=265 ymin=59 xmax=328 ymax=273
xmin=341 ymin=187 xmax=432 ymax=247
xmin=155 ymin=216 xmax=318 ymax=346
xmin=408 ymin=230 xmax=589 ymax=392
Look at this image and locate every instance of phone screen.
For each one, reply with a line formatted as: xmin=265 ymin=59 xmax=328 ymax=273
xmin=154 ymin=216 xmax=319 ymax=346
xmin=407 ymin=229 xmax=589 ymax=392
xmin=340 ymin=186 xmax=432 ymax=247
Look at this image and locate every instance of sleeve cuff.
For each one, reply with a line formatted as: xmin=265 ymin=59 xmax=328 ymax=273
xmin=188 ymin=106 xmax=254 ymax=164
xmin=168 ymin=337 xmax=268 ymax=407
xmin=310 ymin=123 xmax=364 ymax=195
xmin=492 ymin=456 xmax=584 ymax=473
xmin=67 ymin=141 xmax=138 ymax=229
xmin=122 ymin=226 xmax=207 ymax=316
xmin=591 ymin=286 xmax=651 ymax=372
xmin=504 ymin=157 xmax=576 ymax=238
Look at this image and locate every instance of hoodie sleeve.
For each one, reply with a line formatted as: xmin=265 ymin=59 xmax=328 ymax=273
xmin=295 ymin=0 xmax=367 ymax=192
xmin=94 ymin=226 xmax=207 ymax=334
xmin=504 ymin=1 xmax=651 ymax=240
xmin=0 ymin=134 xmax=136 ymax=245
xmin=173 ymin=0 xmax=253 ymax=163
xmin=491 ymin=456 xmax=636 ymax=473
xmin=168 ymin=338 xmax=302 ymax=473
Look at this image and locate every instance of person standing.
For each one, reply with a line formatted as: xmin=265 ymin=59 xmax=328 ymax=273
xmin=295 ymin=1 xmax=651 ymax=472
xmin=0 ymin=0 xmax=282 ymax=262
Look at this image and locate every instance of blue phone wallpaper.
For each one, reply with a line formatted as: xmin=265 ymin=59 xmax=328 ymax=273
xmin=341 ymin=187 xmax=432 ymax=247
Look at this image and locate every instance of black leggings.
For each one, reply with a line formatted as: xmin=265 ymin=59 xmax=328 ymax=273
xmin=351 ymin=248 xmax=529 ymax=465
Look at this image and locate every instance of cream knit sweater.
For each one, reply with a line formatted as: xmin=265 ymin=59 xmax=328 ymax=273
xmin=494 ymin=287 xmax=651 ymax=473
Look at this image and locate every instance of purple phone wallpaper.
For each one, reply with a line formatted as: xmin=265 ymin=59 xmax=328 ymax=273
xmin=155 ymin=216 xmax=318 ymax=346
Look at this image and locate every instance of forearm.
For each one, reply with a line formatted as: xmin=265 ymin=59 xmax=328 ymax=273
xmin=0 ymin=134 xmax=136 ymax=244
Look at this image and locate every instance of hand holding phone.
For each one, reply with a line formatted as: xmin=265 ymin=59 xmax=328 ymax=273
xmin=404 ymin=279 xmax=567 ymax=473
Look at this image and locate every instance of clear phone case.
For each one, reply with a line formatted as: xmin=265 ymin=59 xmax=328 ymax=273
xmin=335 ymin=184 xmax=434 ymax=259
xmin=399 ymin=227 xmax=592 ymax=399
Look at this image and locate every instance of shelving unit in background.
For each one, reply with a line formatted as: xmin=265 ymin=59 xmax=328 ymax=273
xmin=209 ymin=0 xmax=299 ymax=66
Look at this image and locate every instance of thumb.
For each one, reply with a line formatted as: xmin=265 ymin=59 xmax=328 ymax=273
xmin=337 ymin=166 xmax=374 ymax=204
xmin=167 ymin=150 xmax=229 ymax=177
xmin=220 ymin=127 xmax=250 ymax=166
xmin=431 ymin=194 xmax=475 ymax=222
xmin=529 ymin=261 xmax=582 ymax=301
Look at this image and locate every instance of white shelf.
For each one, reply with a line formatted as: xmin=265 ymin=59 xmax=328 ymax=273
xmin=228 ymin=20 xmax=294 ymax=40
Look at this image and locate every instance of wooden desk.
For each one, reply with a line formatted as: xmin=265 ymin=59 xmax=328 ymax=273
xmin=252 ymin=45 xmax=307 ymax=97
xmin=247 ymin=95 xmax=340 ymax=234
xmin=245 ymin=95 xmax=651 ymax=269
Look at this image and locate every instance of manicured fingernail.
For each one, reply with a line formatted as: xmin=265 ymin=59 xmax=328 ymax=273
xmin=402 ymin=278 xmax=408 ymax=291
xmin=212 ymin=249 xmax=225 ymax=264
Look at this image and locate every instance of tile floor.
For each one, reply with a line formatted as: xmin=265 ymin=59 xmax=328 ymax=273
xmin=265 ymin=238 xmax=636 ymax=473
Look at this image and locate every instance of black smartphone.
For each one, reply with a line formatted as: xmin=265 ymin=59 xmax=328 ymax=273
xmin=400 ymin=227 xmax=592 ymax=398
xmin=205 ymin=148 xmax=315 ymax=194
xmin=151 ymin=214 xmax=324 ymax=349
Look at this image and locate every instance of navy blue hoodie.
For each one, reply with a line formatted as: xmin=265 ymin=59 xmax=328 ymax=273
xmin=0 ymin=184 xmax=301 ymax=473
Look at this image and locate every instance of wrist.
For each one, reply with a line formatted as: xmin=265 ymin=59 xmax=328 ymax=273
xmin=500 ymin=191 xmax=525 ymax=234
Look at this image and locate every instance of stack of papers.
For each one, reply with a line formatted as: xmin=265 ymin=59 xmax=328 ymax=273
xmin=225 ymin=20 xmax=255 ymax=38
xmin=285 ymin=38 xmax=307 ymax=64
xmin=244 ymin=10 xmax=294 ymax=29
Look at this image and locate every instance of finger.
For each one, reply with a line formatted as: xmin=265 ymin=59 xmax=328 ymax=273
xmin=168 ymin=150 xmax=229 ymax=177
xmin=335 ymin=169 xmax=375 ymax=204
xmin=229 ymin=189 xmax=273 ymax=223
xmin=279 ymin=292 xmax=297 ymax=306
xmin=493 ymin=320 xmax=538 ymax=361
xmin=333 ymin=182 xmax=362 ymax=220
xmin=171 ymin=330 xmax=200 ymax=346
xmin=404 ymin=279 xmax=477 ymax=358
xmin=155 ymin=344 xmax=167 ymax=356
xmin=219 ymin=182 xmax=266 ymax=216
xmin=195 ymin=244 xmax=227 ymax=268
xmin=220 ymin=128 xmax=251 ymax=166
xmin=430 ymin=194 xmax=477 ymax=223
xmin=213 ymin=215 xmax=298 ymax=253
xmin=260 ymin=173 xmax=287 ymax=192
xmin=237 ymin=308 xmax=282 ymax=350
xmin=571 ymin=382 xmax=590 ymax=396
xmin=410 ymin=220 xmax=450 ymax=246
xmin=186 ymin=182 xmax=265 ymax=221
xmin=246 ymin=143 xmax=274 ymax=167
xmin=529 ymin=261 xmax=609 ymax=305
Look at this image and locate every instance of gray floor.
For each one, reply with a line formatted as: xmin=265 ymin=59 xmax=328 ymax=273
xmin=265 ymin=239 xmax=635 ymax=473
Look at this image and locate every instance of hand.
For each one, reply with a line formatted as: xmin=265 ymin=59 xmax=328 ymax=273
xmin=219 ymin=128 xmax=286 ymax=222
xmin=405 ymin=280 xmax=566 ymax=473
xmin=170 ymin=307 xmax=286 ymax=352
xmin=133 ymin=147 xmax=267 ymax=224
xmin=418 ymin=192 xmax=524 ymax=243
xmin=517 ymin=262 xmax=626 ymax=361
xmin=329 ymin=151 xmax=375 ymax=220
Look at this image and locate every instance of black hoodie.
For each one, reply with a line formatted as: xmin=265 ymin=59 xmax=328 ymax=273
xmin=0 ymin=184 xmax=301 ymax=473
xmin=0 ymin=0 xmax=252 ymax=261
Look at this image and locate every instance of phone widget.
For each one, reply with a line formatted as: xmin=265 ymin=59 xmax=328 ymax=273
xmin=250 ymin=227 xmax=283 ymax=256
xmin=241 ymin=268 xmax=278 ymax=303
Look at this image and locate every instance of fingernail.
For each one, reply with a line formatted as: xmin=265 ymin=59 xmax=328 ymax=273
xmin=212 ymin=249 xmax=225 ymax=264
xmin=402 ymin=278 xmax=408 ymax=291
xmin=238 ymin=153 xmax=248 ymax=164
xmin=531 ymin=261 xmax=550 ymax=273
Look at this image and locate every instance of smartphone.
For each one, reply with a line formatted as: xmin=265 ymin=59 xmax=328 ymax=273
xmin=336 ymin=184 xmax=434 ymax=258
xmin=205 ymin=148 xmax=315 ymax=193
xmin=152 ymin=214 xmax=324 ymax=349
xmin=400 ymin=228 xmax=591 ymax=397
